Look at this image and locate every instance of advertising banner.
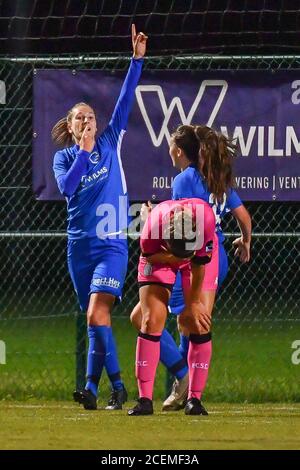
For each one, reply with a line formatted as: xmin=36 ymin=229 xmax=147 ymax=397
xmin=33 ymin=69 xmax=300 ymax=201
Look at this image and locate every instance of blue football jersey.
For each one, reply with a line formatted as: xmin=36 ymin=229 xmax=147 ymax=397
xmin=53 ymin=58 xmax=143 ymax=242
xmin=172 ymin=165 xmax=242 ymax=243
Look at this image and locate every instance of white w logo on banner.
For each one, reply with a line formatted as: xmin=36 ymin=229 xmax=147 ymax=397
xmin=135 ymin=80 xmax=228 ymax=146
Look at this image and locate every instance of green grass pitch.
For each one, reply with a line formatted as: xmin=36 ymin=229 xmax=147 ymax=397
xmin=1 ymin=401 xmax=300 ymax=450
xmin=1 ymin=314 xmax=300 ymax=450
xmin=1 ymin=315 xmax=299 ymax=402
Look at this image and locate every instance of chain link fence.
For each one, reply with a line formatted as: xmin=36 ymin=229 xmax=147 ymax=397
xmin=2 ymin=1 xmax=300 ymax=55
xmin=0 ymin=54 xmax=299 ymax=402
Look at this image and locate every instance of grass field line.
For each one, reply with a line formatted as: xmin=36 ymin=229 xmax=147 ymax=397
xmin=3 ymin=402 xmax=300 ymax=413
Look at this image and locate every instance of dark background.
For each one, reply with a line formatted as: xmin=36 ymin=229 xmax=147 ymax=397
xmin=0 ymin=0 xmax=299 ymax=55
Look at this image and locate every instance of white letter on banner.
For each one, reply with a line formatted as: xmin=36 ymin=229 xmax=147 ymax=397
xmin=268 ymin=127 xmax=284 ymax=156
xmin=291 ymin=80 xmax=300 ymax=104
xmin=286 ymin=126 xmax=300 ymax=156
xmin=231 ymin=126 xmax=256 ymax=156
xmin=258 ymin=126 xmax=265 ymax=157
xmin=135 ymin=81 xmax=228 ymax=146
xmin=220 ymin=126 xmax=228 ymax=138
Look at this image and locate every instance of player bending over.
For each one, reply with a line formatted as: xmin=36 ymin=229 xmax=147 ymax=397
xmin=128 ymin=197 xmax=216 ymax=416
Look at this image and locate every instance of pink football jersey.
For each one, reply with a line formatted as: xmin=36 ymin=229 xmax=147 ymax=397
xmin=140 ymin=198 xmax=216 ymax=264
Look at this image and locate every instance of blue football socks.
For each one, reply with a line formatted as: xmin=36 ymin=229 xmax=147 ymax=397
xmin=160 ymin=329 xmax=188 ymax=380
xmin=85 ymin=325 xmax=108 ymax=397
xmin=105 ymin=327 xmax=124 ymax=391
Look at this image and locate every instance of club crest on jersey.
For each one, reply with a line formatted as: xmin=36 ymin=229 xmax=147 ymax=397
xmin=143 ymin=263 xmax=153 ymax=276
xmin=89 ymin=151 xmax=100 ymax=164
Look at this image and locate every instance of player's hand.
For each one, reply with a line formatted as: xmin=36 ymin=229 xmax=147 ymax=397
xmin=140 ymin=201 xmax=152 ymax=223
xmin=232 ymin=237 xmax=251 ymax=263
xmin=79 ymin=125 xmax=94 ymax=153
xmin=182 ymin=302 xmax=211 ymax=333
xmin=132 ymin=24 xmax=148 ymax=59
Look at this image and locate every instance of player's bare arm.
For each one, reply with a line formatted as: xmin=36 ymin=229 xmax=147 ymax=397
xmin=231 ymin=205 xmax=252 ymax=263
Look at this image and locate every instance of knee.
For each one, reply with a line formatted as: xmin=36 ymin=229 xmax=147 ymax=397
xmin=179 ymin=311 xmax=211 ymax=335
xmin=130 ymin=305 xmax=142 ymax=330
xmin=190 ymin=316 xmax=211 ymax=335
xmin=196 ymin=325 xmax=211 ymax=335
xmin=141 ymin=312 xmax=161 ymax=335
xmin=130 ymin=310 xmax=137 ymax=327
xmin=86 ymin=293 xmax=114 ymax=326
xmin=87 ymin=310 xmax=97 ymax=326
xmin=141 ymin=312 xmax=152 ymax=333
xmin=87 ymin=308 xmax=110 ymax=326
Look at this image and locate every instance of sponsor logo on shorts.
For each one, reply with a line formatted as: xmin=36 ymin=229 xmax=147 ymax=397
xmin=192 ymin=362 xmax=209 ymax=369
xmin=92 ymin=277 xmax=120 ymax=289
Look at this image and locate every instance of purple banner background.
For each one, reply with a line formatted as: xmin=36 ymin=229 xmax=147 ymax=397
xmin=33 ymin=69 xmax=300 ymax=201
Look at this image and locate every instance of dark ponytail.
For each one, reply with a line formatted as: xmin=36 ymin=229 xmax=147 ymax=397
xmin=194 ymin=125 xmax=236 ymax=203
xmin=171 ymin=124 xmax=199 ymax=164
xmin=51 ymin=117 xmax=73 ymax=148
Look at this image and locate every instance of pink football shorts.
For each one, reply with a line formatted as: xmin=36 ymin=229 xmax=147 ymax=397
xmin=202 ymin=233 xmax=219 ymax=291
xmin=138 ymin=234 xmax=219 ymax=291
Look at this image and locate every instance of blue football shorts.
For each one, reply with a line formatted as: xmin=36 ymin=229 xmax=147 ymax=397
xmin=67 ymin=238 xmax=128 ymax=311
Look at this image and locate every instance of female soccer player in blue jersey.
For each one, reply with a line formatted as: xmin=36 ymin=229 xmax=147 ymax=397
xmin=52 ymin=25 xmax=147 ymax=410
xmin=163 ymin=124 xmax=251 ymax=412
xmin=131 ymin=124 xmax=251 ymax=414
